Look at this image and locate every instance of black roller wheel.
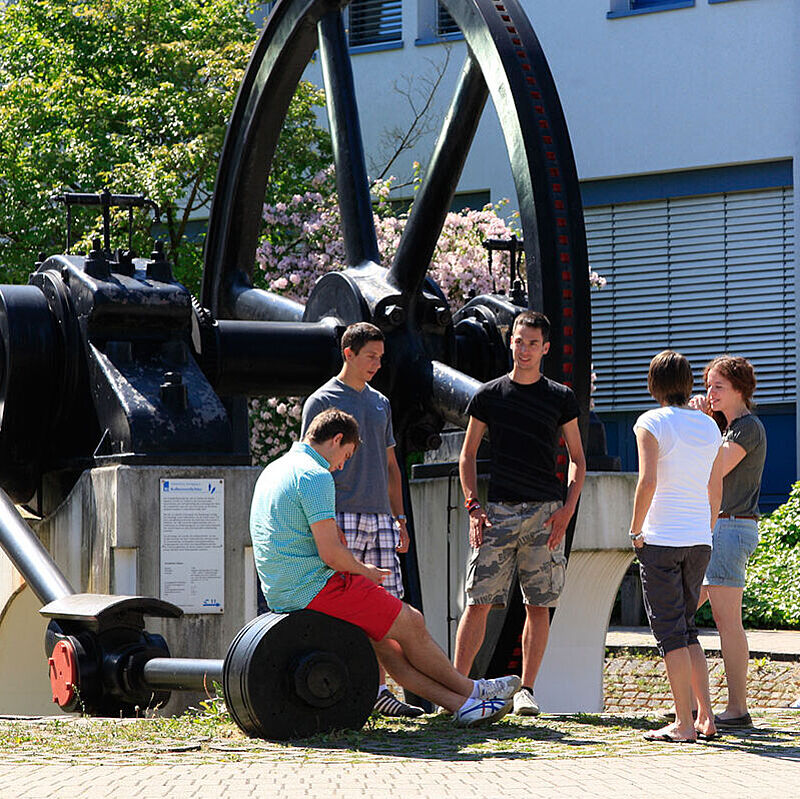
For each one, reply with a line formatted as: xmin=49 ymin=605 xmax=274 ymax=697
xmin=222 ymin=610 xmax=378 ymax=740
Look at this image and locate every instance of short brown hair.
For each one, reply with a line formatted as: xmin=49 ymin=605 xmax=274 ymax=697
xmin=647 ymin=350 xmax=694 ymax=406
xmin=703 ymin=355 xmax=757 ymax=410
xmin=341 ymin=322 xmax=384 ymax=356
xmin=304 ymin=408 xmax=361 ymax=449
xmin=512 ymin=310 xmax=550 ymax=342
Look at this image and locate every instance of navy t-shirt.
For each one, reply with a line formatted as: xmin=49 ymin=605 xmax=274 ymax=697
xmin=467 ymin=374 xmax=579 ymax=503
xmin=301 ymin=378 xmax=395 ymax=514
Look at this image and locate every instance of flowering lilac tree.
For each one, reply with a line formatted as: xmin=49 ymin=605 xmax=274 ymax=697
xmin=249 ymin=167 xmax=605 ymax=463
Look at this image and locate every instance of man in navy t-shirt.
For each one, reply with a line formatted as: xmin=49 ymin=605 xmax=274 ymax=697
xmin=453 ymin=311 xmax=586 ymax=717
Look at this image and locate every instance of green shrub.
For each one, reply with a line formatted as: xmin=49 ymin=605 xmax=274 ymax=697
xmin=741 ymin=484 xmax=800 ymax=629
xmin=697 ymin=483 xmax=800 ymax=629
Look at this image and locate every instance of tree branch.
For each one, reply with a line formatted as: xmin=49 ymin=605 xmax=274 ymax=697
xmin=372 ymin=46 xmax=452 ymax=181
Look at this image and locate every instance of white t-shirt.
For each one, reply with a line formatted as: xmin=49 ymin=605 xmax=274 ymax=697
xmin=633 ymin=407 xmax=722 ymax=547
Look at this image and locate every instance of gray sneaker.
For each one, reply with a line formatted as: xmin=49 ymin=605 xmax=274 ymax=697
xmin=512 ymin=686 xmax=540 ymax=716
xmin=476 ymin=674 xmax=521 ymax=702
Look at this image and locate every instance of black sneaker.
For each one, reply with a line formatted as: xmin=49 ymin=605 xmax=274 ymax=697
xmin=374 ymin=689 xmax=425 ymax=718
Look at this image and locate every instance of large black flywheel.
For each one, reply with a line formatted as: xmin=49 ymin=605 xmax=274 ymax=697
xmin=201 ymin=0 xmax=591 ymax=420
xmin=199 ymin=0 xmax=592 ymax=667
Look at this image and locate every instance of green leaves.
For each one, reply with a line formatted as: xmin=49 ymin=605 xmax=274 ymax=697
xmin=741 ymin=485 xmax=800 ymax=628
xmin=0 ymin=0 xmax=329 ymax=295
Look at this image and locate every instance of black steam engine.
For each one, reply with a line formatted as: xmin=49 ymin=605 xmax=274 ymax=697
xmin=0 ymin=0 xmax=594 ymax=738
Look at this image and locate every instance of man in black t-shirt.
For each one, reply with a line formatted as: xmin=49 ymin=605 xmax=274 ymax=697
xmin=453 ymin=311 xmax=586 ymax=716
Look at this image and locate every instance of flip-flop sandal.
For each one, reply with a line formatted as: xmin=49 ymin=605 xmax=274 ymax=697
xmin=643 ymin=731 xmax=697 ymax=743
xmin=713 ymin=713 xmax=753 ymax=728
xmin=695 ymin=731 xmax=719 ymax=741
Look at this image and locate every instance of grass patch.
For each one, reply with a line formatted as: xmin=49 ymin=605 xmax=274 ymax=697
xmin=0 ymin=708 xmax=798 ymax=765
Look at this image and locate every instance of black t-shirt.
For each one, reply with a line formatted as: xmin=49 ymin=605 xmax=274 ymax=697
xmin=466 ymin=374 xmax=580 ymax=502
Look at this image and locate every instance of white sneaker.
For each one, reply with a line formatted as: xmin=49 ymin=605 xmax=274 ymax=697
xmin=453 ymin=697 xmax=513 ymax=727
xmin=512 ymin=687 xmax=540 ymax=716
xmin=475 ymin=674 xmax=521 ymax=701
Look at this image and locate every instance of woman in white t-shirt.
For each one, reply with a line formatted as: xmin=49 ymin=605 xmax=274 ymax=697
xmin=630 ymin=351 xmax=723 ymax=743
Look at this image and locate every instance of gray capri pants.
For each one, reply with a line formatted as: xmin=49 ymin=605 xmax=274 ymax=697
xmin=636 ymin=542 xmax=711 ymax=656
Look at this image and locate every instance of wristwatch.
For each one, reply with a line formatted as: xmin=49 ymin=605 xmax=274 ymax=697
xmin=395 ymin=514 xmax=407 ymax=522
xmin=629 ymin=531 xmax=644 ymax=542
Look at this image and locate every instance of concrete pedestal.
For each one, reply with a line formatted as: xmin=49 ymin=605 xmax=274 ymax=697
xmin=0 ymin=464 xmax=261 ymax=715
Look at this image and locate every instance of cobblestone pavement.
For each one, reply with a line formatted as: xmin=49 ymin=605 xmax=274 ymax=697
xmin=2 ymin=750 xmax=800 ymax=799
xmin=607 ymin=626 xmax=800 ymax=658
xmin=1 ymin=709 xmax=798 ymax=798
xmin=604 ymin=651 xmax=800 ymax=713
xmin=2 ymin=641 xmax=798 ymax=799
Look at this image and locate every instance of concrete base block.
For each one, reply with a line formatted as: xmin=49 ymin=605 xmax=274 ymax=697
xmin=534 ymin=549 xmax=634 ymax=712
xmin=0 ymin=464 xmax=262 ymax=716
xmin=0 ymin=584 xmax=52 ymax=715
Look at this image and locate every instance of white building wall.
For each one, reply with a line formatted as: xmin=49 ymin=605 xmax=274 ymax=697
xmin=531 ymin=0 xmax=797 ymax=180
xmin=305 ymin=0 xmax=798 ymax=201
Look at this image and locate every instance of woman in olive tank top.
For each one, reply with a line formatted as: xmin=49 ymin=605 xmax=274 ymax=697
xmin=690 ymin=355 xmax=766 ymax=729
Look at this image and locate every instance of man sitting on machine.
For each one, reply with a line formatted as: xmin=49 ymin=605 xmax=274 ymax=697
xmin=249 ymin=407 xmax=520 ymax=726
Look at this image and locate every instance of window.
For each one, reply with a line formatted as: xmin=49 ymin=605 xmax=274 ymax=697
xmin=416 ymin=0 xmax=463 ymax=45
xmin=436 ymin=3 xmax=459 ymax=37
xmin=587 ymin=187 xmax=795 ymax=410
xmin=607 ymin=0 xmax=694 ymax=18
xmin=348 ymin=0 xmax=403 ymax=48
xmin=388 ymin=190 xmax=489 ymax=217
xmin=450 ymin=191 xmax=490 ymax=213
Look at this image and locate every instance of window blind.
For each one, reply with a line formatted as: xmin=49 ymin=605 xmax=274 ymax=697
xmin=586 ymin=187 xmax=795 ymax=410
xmin=348 ymin=0 xmax=402 ymax=46
xmin=437 ymin=2 xmax=459 ymax=36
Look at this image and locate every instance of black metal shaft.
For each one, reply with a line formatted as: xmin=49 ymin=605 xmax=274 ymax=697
xmin=52 ymin=192 xmax=153 ymax=208
xmin=387 ymin=56 xmax=488 ymax=297
xmin=430 ymin=360 xmax=482 ymax=429
xmin=0 ymin=488 xmax=75 ymax=606
xmin=142 ymin=658 xmax=224 ymax=692
xmin=230 ymin=284 xmax=305 ymax=323
xmin=213 ymin=319 xmax=341 ymax=396
xmin=317 ymin=11 xmax=381 ymax=267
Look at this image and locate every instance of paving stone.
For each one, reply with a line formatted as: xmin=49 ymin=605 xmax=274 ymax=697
xmin=603 ymin=652 xmax=800 ymax=712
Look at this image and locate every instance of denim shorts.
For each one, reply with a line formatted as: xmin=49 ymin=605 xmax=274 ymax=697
xmin=703 ymin=517 xmax=759 ymax=588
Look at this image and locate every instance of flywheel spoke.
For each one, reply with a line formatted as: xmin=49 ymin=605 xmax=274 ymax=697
xmin=317 ymin=10 xmax=381 ymax=267
xmin=386 ymin=55 xmax=488 ymax=299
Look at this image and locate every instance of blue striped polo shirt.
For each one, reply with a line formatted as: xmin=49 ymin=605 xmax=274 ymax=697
xmin=250 ymin=442 xmax=336 ymax=612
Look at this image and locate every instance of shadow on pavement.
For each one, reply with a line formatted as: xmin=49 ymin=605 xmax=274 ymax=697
xmin=698 ymin=724 xmax=800 ymax=763
xmin=292 ymin=713 xmax=657 ymax=761
xmin=289 ymin=711 xmax=800 ymax=762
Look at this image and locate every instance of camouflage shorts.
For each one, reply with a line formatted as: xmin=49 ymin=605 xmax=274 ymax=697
xmin=465 ymin=500 xmax=567 ymax=608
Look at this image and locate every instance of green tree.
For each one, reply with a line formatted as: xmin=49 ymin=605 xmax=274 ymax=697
xmin=0 ymin=0 xmax=331 ymax=294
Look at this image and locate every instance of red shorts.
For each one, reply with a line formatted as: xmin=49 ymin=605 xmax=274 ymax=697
xmin=307 ymin=572 xmax=403 ymax=641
